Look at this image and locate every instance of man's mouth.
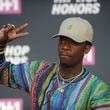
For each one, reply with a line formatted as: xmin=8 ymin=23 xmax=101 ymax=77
xmin=60 ymin=54 xmax=71 ymax=58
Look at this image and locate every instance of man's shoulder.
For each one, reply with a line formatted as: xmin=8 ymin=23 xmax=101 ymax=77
xmin=30 ymin=60 xmax=57 ymax=76
xmin=87 ymin=71 xmax=109 ymax=88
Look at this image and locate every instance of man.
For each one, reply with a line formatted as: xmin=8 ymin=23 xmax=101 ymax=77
xmin=0 ymin=17 xmax=110 ymax=110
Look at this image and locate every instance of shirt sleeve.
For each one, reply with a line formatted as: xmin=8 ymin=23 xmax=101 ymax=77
xmin=91 ymin=79 xmax=110 ymax=110
xmin=0 ymin=54 xmax=50 ymax=93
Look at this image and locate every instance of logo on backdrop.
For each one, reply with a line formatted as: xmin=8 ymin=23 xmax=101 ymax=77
xmin=0 ymin=99 xmax=23 ymax=110
xmin=51 ymin=0 xmax=101 ymax=15
xmin=0 ymin=0 xmax=21 ymax=14
xmin=5 ymin=45 xmax=30 ymax=64
xmin=83 ymin=46 xmax=95 ymax=65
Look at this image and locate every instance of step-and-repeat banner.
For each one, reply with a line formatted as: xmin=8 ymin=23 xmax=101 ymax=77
xmin=0 ymin=0 xmax=110 ymax=110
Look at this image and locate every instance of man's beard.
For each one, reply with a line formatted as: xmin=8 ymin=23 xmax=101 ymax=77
xmin=60 ymin=62 xmax=74 ymax=68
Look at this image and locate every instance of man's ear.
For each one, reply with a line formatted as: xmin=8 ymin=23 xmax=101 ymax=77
xmin=84 ymin=45 xmax=91 ymax=54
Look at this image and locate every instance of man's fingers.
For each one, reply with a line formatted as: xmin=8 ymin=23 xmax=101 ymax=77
xmin=3 ymin=24 xmax=15 ymax=32
xmin=15 ymin=23 xmax=28 ymax=33
xmin=14 ymin=32 xmax=29 ymax=39
xmin=9 ymin=32 xmax=29 ymax=42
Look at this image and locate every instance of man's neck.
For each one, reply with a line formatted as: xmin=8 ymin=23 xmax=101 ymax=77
xmin=59 ymin=63 xmax=83 ymax=79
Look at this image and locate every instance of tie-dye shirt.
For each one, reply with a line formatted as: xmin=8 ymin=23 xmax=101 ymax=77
xmin=0 ymin=55 xmax=110 ymax=110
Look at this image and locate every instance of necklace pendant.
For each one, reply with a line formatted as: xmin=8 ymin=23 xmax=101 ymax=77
xmin=58 ymin=87 xmax=64 ymax=93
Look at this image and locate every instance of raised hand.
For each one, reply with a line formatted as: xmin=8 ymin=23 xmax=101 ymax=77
xmin=0 ymin=23 xmax=29 ymax=46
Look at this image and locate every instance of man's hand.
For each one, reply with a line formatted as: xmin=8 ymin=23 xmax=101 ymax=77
xmin=0 ymin=23 xmax=29 ymax=46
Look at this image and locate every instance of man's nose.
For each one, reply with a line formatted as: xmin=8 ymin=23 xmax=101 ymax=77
xmin=61 ymin=40 xmax=70 ymax=49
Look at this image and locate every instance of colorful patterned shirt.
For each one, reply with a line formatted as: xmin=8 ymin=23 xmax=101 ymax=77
xmin=0 ymin=55 xmax=110 ymax=110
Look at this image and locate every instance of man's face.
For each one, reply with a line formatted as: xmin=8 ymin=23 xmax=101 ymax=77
xmin=58 ymin=36 xmax=90 ymax=67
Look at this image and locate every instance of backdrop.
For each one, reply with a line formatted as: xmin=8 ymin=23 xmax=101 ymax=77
xmin=0 ymin=0 xmax=110 ymax=110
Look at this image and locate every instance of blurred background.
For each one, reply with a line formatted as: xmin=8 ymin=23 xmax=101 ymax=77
xmin=0 ymin=0 xmax=110 ymax=109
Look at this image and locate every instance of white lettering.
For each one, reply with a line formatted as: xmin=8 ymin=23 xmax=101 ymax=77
xmin=52 ymin=0 xmax=101 ymax=15
xmin=59 ymin=4 xmax=70 ymax=15
xmin=77 ymin=3 xmax=85 ymax=14
xmin=5 ymin=46 xmax=14 ymax=56
xmin=51 ymin=4 xmax=61 ymax=15
xmin=13 ymin=0 xmax=19 ymax=11
xmin=21 ymin=45 xmax=30 ymax=56
xmin=51 ymin=3 xmax=100 ymax=15
xmin=76 ymin=0 xmax=97 ymax=2
xmin=0 ymin=0 xmax=19 ymax=11
xmin=13 ymin=45 xmax=22 ymax=56
xmin=53 ymin=0 xmax=71 ymax=3
xmin=84 ymin=3 xmax=93 ymax=14
xmin=5 ymin=45 xmax=30 ymax=64
xmin=92 ymin=3 xmax=100 ymax=14
xmin=0 ymin=100 xmax=22 ymax=110
xmin=13 ymin=102 xmax=20 ymax=110
xmin=0 ymin=102 xmax=14 ymax=110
